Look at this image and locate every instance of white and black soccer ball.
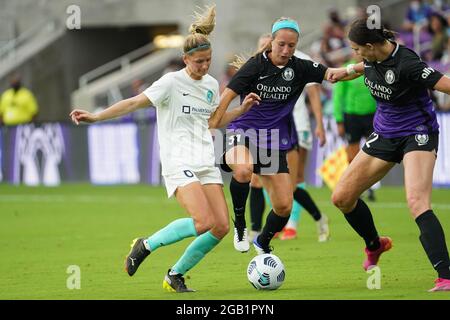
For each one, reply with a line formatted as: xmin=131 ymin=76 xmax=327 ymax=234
xmin=247 ymin=254 xmax=285 ymax=290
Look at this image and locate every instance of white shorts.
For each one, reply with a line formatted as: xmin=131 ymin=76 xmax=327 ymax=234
xmin=297 ymin=130 xmax=313 ymax=150
xmin=163 ymin=167 xmax=223 ymax=198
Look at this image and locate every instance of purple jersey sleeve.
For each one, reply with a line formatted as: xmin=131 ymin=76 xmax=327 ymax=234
xmin=296 ymin=59 xmax=327 ymax=84
xmin=401 ymin=57 xmax=443 ymax=89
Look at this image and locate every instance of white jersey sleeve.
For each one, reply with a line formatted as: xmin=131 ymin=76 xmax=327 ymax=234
xmin=143 ymin=73 xmax=173 ymax=107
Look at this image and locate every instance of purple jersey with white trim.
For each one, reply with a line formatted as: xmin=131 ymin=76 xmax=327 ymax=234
xmin=363 ymin=42 xmax=442 ymax=138
xmin=227 ymin=52 xmax=327 ymax=150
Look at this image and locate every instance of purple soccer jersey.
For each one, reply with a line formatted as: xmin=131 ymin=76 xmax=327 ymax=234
xmin=363 ymin=42 xmax=442 ymax=138
xmin=226 ymin=52 xmax=327 ymax=150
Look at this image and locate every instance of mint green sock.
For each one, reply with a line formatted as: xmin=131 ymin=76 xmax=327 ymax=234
xmin=263 ymin=183 xmax=306 ymax=229
xmin=286 ymin=182 xmax=305 ymax=229
xmin=145 ymin=218 xmax=197 ymax=252
xmin=263 ymin=188 xmax=271 ymax=207
xmin=172 ymin=231 xmax=220 ymax=275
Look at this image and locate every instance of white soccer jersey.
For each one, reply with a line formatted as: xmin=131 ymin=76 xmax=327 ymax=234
xmin=143 ymin=69 xmax=220 ymax=176
xmin=292 ymin=50 xmax=318 ymax=132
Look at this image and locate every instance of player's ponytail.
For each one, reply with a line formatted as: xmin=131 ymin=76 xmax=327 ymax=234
xmin=231 ymin=32 xmax=272 ymax=71
xmin=349 ymin=19 xmax=396 ymax=45
xmin=184 ymin=4 xmax=216 ymax=55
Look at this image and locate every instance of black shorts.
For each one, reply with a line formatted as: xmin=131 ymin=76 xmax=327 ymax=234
xmin=343 ymin=113 xmax=374 ymax=144
xmin=221 ymin=132 xmax=289 ymax=175
xmin=362 ymin=132 xmax=439 ymax=163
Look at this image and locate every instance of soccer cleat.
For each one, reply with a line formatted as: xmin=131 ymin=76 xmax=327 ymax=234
xmin=163 ymin=270 xmax=195 ymax=293
xmin=363 ymin=236 xmax=393 ymax=271
xmin=280 ymin=228 xmax=297 ymax=240
xmin=428 ymin=278 xmax=450 ymax=292
xmin=252 ymin=236 xmax=273 ymax=255
xmin=317 ymin=214 xmax=330 ymax=242
xmin=233 ymin=227 xmax=250 ymax=253
xmin=124 ymin=238 xmax=150 ymax=276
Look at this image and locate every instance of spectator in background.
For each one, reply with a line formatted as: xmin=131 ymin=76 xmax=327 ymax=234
xmin=431 ymin=0 xmax=450 ymax=17
xmin=320 ymin=8 xmax=349 ymax=67
xmin=427 ymin=12 xmax=449 ymax=61
xmin=402 ymin=0 xmax=433 ymax=32
xmin=0 ymin=74 xmax=38 ymax=126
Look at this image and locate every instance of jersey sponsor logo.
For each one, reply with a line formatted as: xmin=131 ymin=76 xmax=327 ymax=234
xmin=256 ymin=83 xmax=292 ymax=100
xmin=282 ymin=67 xmax=295 ymax=81
xmin=365 ymin=78 xmax=392 ymax=100
xmin=182 ymin=105 xmax=211 ymax=116
xmin=415 ymin=134 xmax=429 ymax=146
xmin=281 ymin=138 xmax=289 ymax=145
xmin=206 ymin=90 xmax=214 ymax=104
xmin=385 ymin=70 xmax=395 ymax=84
xmin=421 ymin=67 xmax=435 ymax=79
xmin=182 ymin=106 xmax=191 ymax=114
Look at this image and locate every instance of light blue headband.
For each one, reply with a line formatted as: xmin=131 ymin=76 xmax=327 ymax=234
xmin=271 ymin=20 xmax=300 ymax=35
xmin=185 ymin=43 xmax=211 ymax=54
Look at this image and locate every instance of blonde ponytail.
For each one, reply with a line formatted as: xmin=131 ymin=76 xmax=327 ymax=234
xmin=184 ymin=4 xmax=216 ymax=54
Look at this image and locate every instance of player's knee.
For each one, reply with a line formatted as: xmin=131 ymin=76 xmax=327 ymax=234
xmin=406 ymin=193 xmax=427 ymax=217
xmin=233 ymin=166 xmax=253 ymax=182
xmin=194 ymin=217 xmax=214 ymax=235
xmin=211 ymin=220 xmax=229 ymax=239
xmin=273 ymin=197 xmax=293 ymax=216
xmin=332 ymin=190 xmax=350 ymax=211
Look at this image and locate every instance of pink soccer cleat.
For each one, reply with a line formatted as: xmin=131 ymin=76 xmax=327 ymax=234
xmin=363 ymin=236 xmax=393 ymax=271
xmin=428 ymin=278 xmax=450 ymax=292
xmin=280 ymin=228 xmax=297 ymax=240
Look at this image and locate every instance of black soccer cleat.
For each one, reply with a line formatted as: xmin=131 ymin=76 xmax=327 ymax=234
xmin=124 ymin=238 xmax=150 ymax=276
xmin=162 ymin=269 xmax=195 ymax=293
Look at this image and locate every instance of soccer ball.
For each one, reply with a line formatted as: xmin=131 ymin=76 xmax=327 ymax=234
xmin=247 ymin=254 xmax=285 ymax=290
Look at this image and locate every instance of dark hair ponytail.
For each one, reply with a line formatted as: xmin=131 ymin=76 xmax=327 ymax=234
xmin=348 ymin=19 xmax=396 ymax=45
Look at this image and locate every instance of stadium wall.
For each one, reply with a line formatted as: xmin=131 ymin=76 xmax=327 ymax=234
xmin=1 ymin=113 xmax=449 ymax=188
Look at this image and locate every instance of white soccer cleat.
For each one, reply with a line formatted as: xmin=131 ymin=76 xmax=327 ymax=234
xmin=317 ymin=213 xmax=330 ymax=242
xmin=233 ymin=227 xmax=250 ymax=253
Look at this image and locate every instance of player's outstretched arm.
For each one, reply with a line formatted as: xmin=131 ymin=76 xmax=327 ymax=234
xmin=326 ymin=62 xmax=364 ymax=83
xmin=208 ymin=88 xmax=237 ymax=129
xmin=70 ymin=93 xmax=151 ymax=125
xmin=433 ymin=75 xmax=450 ymax=95
xmin=209 ymin=89 xmax=260 ymax=129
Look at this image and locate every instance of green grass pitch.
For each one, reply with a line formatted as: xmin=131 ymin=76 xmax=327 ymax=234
xmin=1 ymin=184 xmax=449 ymax=300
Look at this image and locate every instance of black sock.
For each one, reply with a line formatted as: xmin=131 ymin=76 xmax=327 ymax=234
xmin=258 ymin=210 xmax=290 ymax=248
xmin=344 ymin=198 xmax=380 ymax=251
xmin=250 ymin=187 xmax=265 ymax=232
xmin=230 ymin=177 xmax=250 ymax=228
xmin=416 ymin=210 xmax=450 ymax=279
xmin=293 ymin=187 xmax=321 ymax=221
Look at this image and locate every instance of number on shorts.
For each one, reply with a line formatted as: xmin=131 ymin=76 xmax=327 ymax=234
xmin=228 ymin=134 xmax=241 ymax=146
xmin=365 ymin=133 xmax=379 ymax=148
xmin=183 ymin=170 xmax=194 ymax=178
